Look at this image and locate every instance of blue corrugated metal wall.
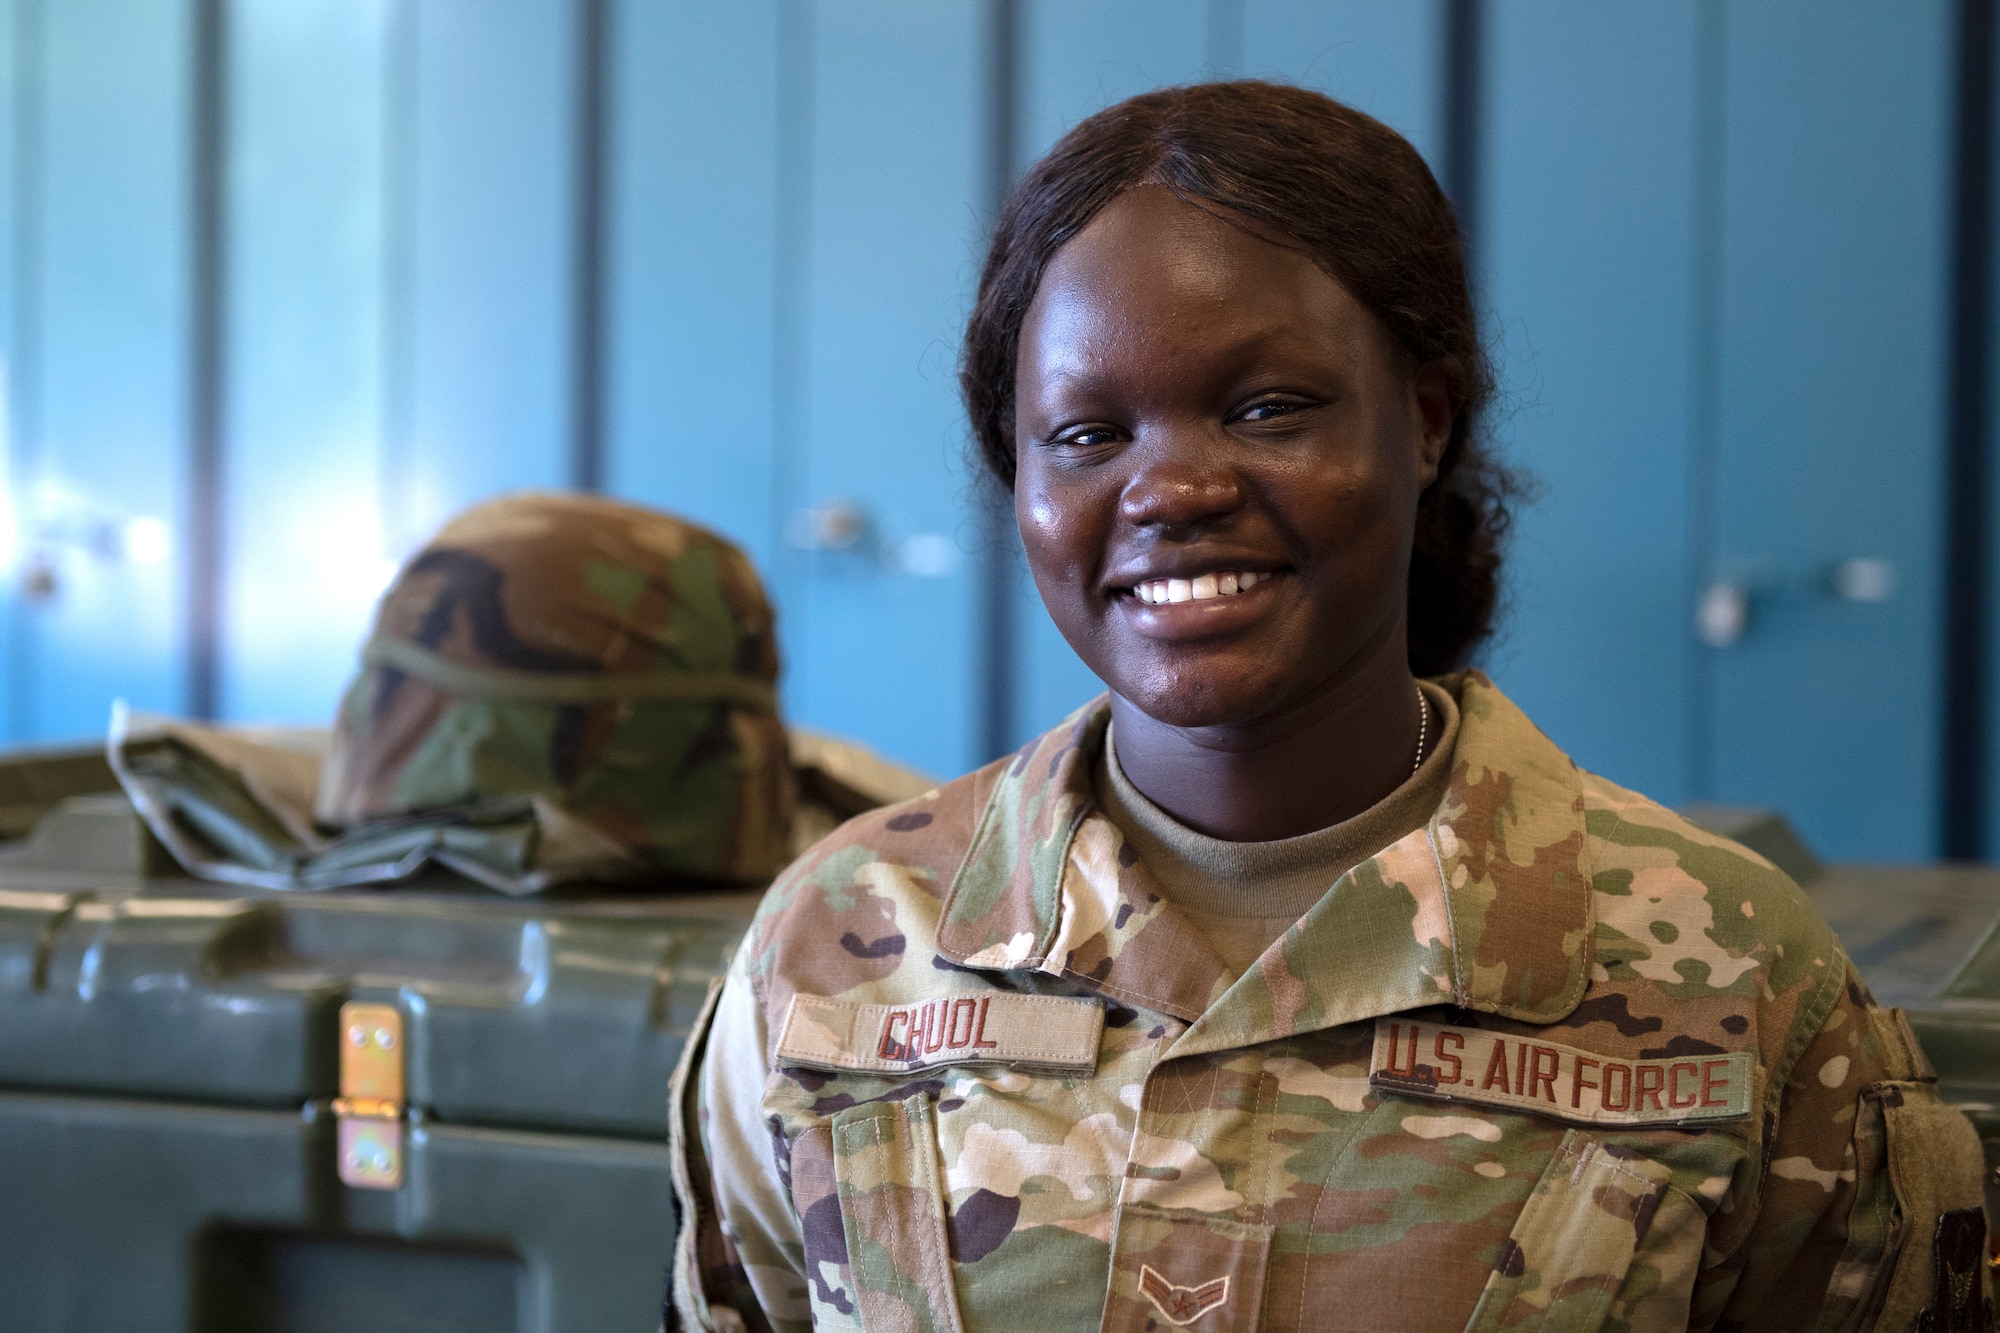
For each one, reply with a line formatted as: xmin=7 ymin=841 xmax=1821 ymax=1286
xmin=1483 ymin=0 xmax=1960 ymax=861
xmin=0 ymin=0 xmax=1983 ymax=862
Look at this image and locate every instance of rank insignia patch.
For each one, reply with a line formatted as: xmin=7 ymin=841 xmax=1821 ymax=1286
xmin=1138 ymin=1266 xmax=1230 ymax=1326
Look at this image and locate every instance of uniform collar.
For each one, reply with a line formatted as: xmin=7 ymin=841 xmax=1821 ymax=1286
xmin=935 ymin=672 xmax=1594 ymax=1052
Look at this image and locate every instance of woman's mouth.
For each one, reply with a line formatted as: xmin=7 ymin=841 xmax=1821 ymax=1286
xmin=1131 ymin=570 xmax=1271 ymax=605
xmin=1115 ymin=568 xmax=1288 ymax=640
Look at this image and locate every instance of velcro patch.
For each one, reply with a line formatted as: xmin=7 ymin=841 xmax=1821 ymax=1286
xmin=775 ymin=992 xmax=1103 ymax=1075
xmin=1369 ymin=1018 xmax=1753 ymax=1127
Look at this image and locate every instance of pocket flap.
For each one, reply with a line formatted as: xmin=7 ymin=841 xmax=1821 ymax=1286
xmin=830 ymin=1093 xmax=967 ymax=1333
xmin=1871 ymin=1081 xmax=1991 ymax=1330
xmin=1463 ymin=1131 xmax=1674 ymax=1333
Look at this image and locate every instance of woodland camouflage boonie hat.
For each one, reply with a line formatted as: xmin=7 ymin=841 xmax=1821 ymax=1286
xmin=315 ymin=491 xmax=795 ymax=884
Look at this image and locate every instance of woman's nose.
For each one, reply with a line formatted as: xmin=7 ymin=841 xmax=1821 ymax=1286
xmin=1117 ymin=434 xmax=1246 ymax=531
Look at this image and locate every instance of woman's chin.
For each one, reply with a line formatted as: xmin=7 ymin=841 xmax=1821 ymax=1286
xmin=1110 ymin=672 xmax=1301 ymax=733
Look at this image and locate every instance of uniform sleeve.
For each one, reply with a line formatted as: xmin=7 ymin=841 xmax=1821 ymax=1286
xmin=668 ymin=951 xmax=814 ymax=1333
xmin=1691 ymin=961 xmax=1991 ymax=1332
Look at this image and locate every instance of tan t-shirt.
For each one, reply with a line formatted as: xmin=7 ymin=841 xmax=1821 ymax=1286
xmin=1094 ymin=679 xmax=1461 ymax=976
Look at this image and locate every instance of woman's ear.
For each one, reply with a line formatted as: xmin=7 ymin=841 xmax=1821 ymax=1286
xmin=1410 ymin=361 xmax=1454 ymax=487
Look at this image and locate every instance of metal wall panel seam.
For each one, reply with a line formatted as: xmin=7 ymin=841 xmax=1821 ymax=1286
xmin=1684 ymin=0 xmax=1726 ymax=803
xmin=6 ymin=0 xmax=40 ymax=742
xmin=1942 ymin=0 xmax=1996 ymax=859
xmin=1441 ymin=0 xmax=1484 ymax=272
xmin=186 ymin=0 xmax=225 ymax=722
xmin=975 ymin=0 xmax=1018 ymax=765
xmin=379 ymin=0 xmax=418 ymax=559
xmin=568 ymin=0 xmax=607 ymax=495
xmin=771 ymin=0 xmax=815 ymax=722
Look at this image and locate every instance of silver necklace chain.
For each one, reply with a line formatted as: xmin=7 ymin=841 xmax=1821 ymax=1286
xmin=1412 ymin=687 xmax=1430 ymax=777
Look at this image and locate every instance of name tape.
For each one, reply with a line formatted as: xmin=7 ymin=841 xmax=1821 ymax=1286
xmin=1369 ymin=1018 xmax=1753 ymax=1127
xmin=774 ymin=991 xmax=1103 ymax=1076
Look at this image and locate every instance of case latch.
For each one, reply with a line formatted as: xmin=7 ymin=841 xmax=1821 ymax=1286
xmin=331 ymin=1001 xmax=404 ymax=1189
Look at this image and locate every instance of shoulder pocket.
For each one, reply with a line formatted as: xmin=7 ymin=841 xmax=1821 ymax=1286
xmin=828 ymin=1092 xmax=967 ymax=1333
xmin=1463 ymin=1130 xmax=1677 ymax=1333
xmin=1869 ymin=1079 xmax=1992 ymax=1332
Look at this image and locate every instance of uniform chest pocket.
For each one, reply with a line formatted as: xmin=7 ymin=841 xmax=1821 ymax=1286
xmin=821 ymin=1093 xmax=968 ymax=1333
xmin=1463 ymin=1131 xmax=1685 ymax=1333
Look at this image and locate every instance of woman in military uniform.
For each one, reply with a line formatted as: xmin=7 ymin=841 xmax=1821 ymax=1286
xmin=670 ymin=82 xmax=1988 ymax=1332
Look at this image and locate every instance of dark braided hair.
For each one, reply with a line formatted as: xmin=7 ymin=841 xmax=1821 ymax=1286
xmin=959 ymin=80 xmax=1518 ymax=673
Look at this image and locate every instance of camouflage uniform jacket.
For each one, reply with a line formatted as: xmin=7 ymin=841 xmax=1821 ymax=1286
xmin=670 ymin=673 xmax=1990 ymax=1332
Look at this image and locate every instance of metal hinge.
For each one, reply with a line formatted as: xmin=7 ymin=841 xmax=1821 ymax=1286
xmin=331 ymin=1001 xmax=404 ymax=1190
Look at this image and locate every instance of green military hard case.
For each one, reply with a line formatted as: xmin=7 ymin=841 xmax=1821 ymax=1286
xmin=1689 ymin=805 xmax=2000 ymax=1234
xmin=0 ymin=763 xmax=758 ymax=1333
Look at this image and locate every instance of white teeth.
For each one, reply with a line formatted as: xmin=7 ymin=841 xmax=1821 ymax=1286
xmin=1132 ymin=571 xmax=1269 ymax=605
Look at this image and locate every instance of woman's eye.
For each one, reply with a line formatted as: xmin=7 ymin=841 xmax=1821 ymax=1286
xmin=1237 ymin=398 xmax=1304 ymax=423
xmin=1053 ymin=425 xmax=1121 ymax=448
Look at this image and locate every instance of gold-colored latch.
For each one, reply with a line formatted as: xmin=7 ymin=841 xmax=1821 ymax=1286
xmin=332 ymin=1002 xmax=404 ymax=1190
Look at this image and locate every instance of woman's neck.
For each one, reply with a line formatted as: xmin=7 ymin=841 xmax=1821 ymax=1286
xmin=1106 ymin=625 xmax=1424 ymax=842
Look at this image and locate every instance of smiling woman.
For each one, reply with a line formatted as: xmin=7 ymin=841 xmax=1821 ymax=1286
xmin=670 ymin=83 xmax=1988 ymax=1333
xmin=1007 ymin=181 xmax=1459 ymax=841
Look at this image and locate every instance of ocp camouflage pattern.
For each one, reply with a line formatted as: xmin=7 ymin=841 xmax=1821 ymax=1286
xmin=671 ymin=672 xmax=1989 ymax=1331
xmin=318 ymin=491 xmax=794 ymax=885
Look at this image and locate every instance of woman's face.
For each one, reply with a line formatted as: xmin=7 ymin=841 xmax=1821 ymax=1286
xmin=1013 ymin=185 xmax=1452 ymax=730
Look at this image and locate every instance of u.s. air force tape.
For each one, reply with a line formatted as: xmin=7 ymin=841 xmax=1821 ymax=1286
xmin=774 ymin=992 xmax=1103 ymax=1076
xmin=1369 ymin=1018 xmax=1753 ymax=1127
